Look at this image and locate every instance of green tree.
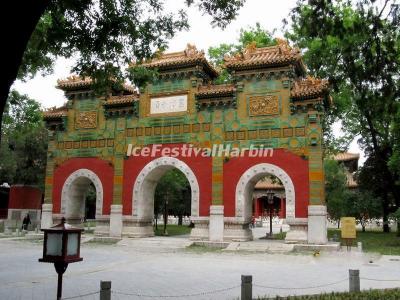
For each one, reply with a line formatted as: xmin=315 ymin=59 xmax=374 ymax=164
xmin=0 ymin=0 xmax=245 ymax=141
xmin=346 ymin=191 xmax=382 ymax=232
xmin=208 ymin=23 xmax=276 ymax=83
xmin=324 ymin=159 xmax=348 ymax=227
xmin=287 ymin=0 xmax=400 ymax=232
xmin=0 ymin=91 xmax=47 ymax=190
xmin=154 ymin=169 xmax=191 ymax=226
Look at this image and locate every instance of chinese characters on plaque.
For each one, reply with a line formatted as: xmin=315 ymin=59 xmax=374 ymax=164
xmin=150 ymin=95 xmax=187 ymax=115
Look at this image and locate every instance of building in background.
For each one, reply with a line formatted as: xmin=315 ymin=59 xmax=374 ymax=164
xmin=253 ymin=152 xmax=359 ymax=219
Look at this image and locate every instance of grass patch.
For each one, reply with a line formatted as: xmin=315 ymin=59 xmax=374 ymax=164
xmin=257 ymin=288 xmax=400 ymax=299
xmin=154 ymin=224 xmax=191 ymax=236
xmin=185 ymin=244 xmax=222 ymax=253
xmin=273 ymin=231 xmax=287 ymax=240
xmin=85 ymin=239 xmax=119 ymax=245
xmin=328 ymin=229 xmax=400 ymax=255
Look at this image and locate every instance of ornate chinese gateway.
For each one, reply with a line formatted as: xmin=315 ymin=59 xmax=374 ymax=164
xmin=42 ymin=41 xmax=330 ymax=244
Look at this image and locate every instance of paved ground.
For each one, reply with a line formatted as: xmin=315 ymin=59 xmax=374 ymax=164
xmin=0 ymin=230 xmax=400 ymax=300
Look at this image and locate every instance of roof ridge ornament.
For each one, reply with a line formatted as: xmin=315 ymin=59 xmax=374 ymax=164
xmin=184 ymin=43 xmax=204 ymax=57
xmin=275 ymin=38 xmax=293 ymax=55
xmin=243 ymin=41 xmax=257 ymax=59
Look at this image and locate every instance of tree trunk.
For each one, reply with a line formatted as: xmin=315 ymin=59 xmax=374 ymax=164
xmin=178 ymin=214 xmax=183 ymax=226
xmin=0 ymin=1 xmax=49 ymax=140
xmin=383 ymin=194 xmax=390 ymax=232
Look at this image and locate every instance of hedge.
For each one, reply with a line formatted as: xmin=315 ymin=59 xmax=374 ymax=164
xmin=258 ymin=289 xmax=400 ymax=300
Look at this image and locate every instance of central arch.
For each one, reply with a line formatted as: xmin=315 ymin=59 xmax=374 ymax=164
xmin=235 ymin=163 xmax=295 ymax=223
xmin=132 ymin=156 xmax=200 ymax=222
xmin=60 ymin=169 xmax=104 ymax=223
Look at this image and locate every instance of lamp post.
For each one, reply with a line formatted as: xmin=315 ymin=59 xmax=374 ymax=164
xmin=39 ymin=218 xmax=83 ymax=300
xmin=266 ymin=191 xmax=274 ymax=239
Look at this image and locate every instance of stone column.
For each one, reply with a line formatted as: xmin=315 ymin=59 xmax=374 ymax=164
xmin=109 ymin=205 xmax=123 ymax=238
xmin=40 ymin=203 xmax=53 ymax=229
xmin=209 ymin=205 xmax=224 ymax=242
xmin=41 ymin=132 xmax=56 ymax=229
xmin=307 ymin=205 xmax=327 ymax=244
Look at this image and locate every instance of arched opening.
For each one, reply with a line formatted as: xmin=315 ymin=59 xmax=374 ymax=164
xmin=153 ymin=169 xmax=192 ymax=236
xmin=61 ymin=169 xmax=103 ymax=226
xmin=235 ymin=163 xmax=295 ymax=240
xmin=252 ymin=175 xmax=289 ymax=238
xmin=128 ymin=156 xmax=200 ymax=238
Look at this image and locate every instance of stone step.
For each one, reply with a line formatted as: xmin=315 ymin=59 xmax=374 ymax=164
xmin=223 ymin=242 xmax=294 ymax=253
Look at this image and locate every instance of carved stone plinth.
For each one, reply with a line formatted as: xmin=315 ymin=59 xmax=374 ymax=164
xmin=189 ymin=217 xmax=209 ymax=240
xmin=223 ymin=218 xmax=253 ymax=241
xmin=285 ymin=218 xmax=308 ymax=243
xmin=122 ymin=217 xmax=154 ymax=238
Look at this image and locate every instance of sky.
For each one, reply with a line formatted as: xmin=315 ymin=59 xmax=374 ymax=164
xmin=12 ymin=0 xmax=365 ymax=164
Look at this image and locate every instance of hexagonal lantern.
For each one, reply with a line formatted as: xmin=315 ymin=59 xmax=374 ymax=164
xmin=39 ymin=217 xmax=84 ymax=300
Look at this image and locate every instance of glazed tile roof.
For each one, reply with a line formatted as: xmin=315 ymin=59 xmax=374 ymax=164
xmin=103 ymin=94 xmax=139 ymax=107
xmin=254 ymin=180 xmax=284 ymax=190
xmin=140 ymin=44 xmax=219 ymax=79
xmin=290 ymin=76 xmax=329 ymax=100
xmin=196 ymin=84 xmax=236 ymax=98
xmin=333 ymin=152 xmax=360 ymax=162
xmin=254 ymin=172 xmax=358 ymax=190
xmin=57 ymin=75 xmax=136 ymax=93
xmin=223 ymin=39 xmax=304 ymax=71
xmin=43 ymin=106 xmax=68 ymax=120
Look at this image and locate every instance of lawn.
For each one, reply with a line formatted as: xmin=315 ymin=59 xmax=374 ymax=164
xmin=328 ymin=229 xmax=400 ymax=255
xmin=267 ymin=229 xmax=400 ymax=255
xmin=154 ymin=224 xmax=192 ymax=236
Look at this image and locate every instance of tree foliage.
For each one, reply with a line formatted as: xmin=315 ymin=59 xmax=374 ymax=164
xmin=154 ymin=169 xmax=191 ymax=225
xmin=347 ymin=190 xmax=382 ymax=232
xmin=324 ymin=159 xmax=348 ymax=225
xmin=21 ymin=0 xmax=245 ymax=83
xmin=0 ymin=91 xmax=47 ymax=189
xmin=0 ymin=0 xmax=245 ymax=141
xmin=325 ymin=159 xmax=382 ymax=230
xmin=287 ymin=0 xmax=400 ymax=232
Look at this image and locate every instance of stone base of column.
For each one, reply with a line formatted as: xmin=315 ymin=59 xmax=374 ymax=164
xmin=189 ymin=217 xmax=209 ymax=241
xmin=307 ymin=205 xmax=328 ymax=244
xmin=285 ymin=218 xmax=308 ymax=243
xmin=40 ymin=203 xmax=53 ymax=229
xmin=122 ymin=217 xmax=154 ymax=238
xmin=209 ymin=205 xmax=224 ymax=242
xmin=109 ymin=205 xmax=123 ymax=238
xmin=223 ymin=219 xmax=253 ymax=242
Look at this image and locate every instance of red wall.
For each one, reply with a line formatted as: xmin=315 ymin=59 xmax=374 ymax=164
xmin=223 ymin=149 xmax=309 ymax=218
xmin=52 ymin=158 xmax=114 ymax=215
xmin=51 ymin=148 xmax=308 ymax=218
xmin=122 ymin=143 xmax=212 ymax=216
xmin=8 ymin=185 xmax=42 ymax=209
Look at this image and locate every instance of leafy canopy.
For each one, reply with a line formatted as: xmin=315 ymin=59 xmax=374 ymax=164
xmin=20 ymin=0 xmax=245 ymax=92
xmin=287 ymin=0 xmax=400 ymax=231
xmin=0 ymin=91 xmax=47 ymax=189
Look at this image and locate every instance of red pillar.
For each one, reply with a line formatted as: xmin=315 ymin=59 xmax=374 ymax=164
xmin=254 ymin=197 xmax=259 ymax=218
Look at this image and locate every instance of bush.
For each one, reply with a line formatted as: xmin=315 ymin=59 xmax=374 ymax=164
xmin=258 ymin=289 xmax=400 ymax=299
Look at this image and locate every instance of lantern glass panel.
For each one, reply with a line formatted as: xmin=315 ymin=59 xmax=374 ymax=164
xmin=67 ymin=233 xmax=79 ymax=256
xmin=46 ymin=233 xmax=63 ymax=256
